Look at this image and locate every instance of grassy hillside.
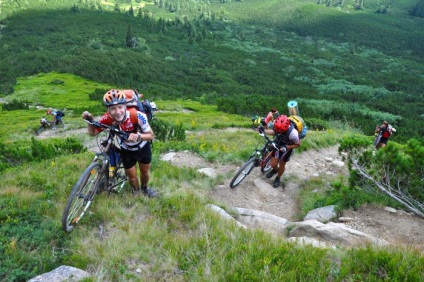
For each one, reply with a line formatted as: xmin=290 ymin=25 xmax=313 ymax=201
xmin=0 ymin=73 xmax=423 ymax=281
xmin=0 ymin=1 xmax=423 ymax=142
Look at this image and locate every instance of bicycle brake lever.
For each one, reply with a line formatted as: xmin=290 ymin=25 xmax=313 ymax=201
xmin=119 ymin=132 xmax=130 ymax=140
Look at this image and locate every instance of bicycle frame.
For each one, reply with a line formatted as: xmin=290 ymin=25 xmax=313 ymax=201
xmin=62 ymin=121 xmax=129 ymax=232
xmin=91 ymin=122 xmax=128 ymax=194
xmin=229 ymin=130 xmax=277 ymax=188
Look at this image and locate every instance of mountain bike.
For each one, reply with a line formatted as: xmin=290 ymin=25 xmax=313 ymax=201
xmin=35 ymin=121 xmax=53 ymax=135
xmin=373 ymin=129 xmax=383 ymax=149
xmin=229 ymin=130 xmax=277 ymax=188
xmin=62 ymin=121 xmax=128 ymax=232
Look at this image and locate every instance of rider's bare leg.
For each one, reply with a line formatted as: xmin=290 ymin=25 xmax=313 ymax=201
xmin=276 ymin=160 xmax=287 ymax=178
xmin=125 ymin=166 xmax=139 ymax=190
xmin=138 ymin=162 xmax=151 ymax=188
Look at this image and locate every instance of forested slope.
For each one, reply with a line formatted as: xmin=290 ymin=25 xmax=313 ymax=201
xmin=0 ymin=0 xmax=423 ymax=141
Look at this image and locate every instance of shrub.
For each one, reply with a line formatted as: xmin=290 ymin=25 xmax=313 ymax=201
xmin=2 ymin=99 xmax=29 ymax=111
xmin=305 ymin=118 xmax=329 ymax=131
xmin=151 ymin=118 xmax=185 ymax=141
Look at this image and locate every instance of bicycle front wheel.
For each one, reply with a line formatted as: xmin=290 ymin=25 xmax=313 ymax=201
xmin=261 ymin=152 xmax=273 ymax=173
xmin=62 ymin=162 xmax=105 ymax=232
xmin=35 ymin=126 xmax=44 ymax=135
xmin=229 ymin=158 xmax=257 ymax=188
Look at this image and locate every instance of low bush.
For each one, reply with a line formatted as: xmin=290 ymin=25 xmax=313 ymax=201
xmin=2 ymin=99 xmax=29 ymax=111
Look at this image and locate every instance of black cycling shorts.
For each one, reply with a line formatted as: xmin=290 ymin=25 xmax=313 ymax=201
xmin=120 ymin=143 xmax=152 ymax=169
xmin=379 ymin=137 xmax=389 ymax=144
xmin=273 ymin=149 xmax=294 ymax=163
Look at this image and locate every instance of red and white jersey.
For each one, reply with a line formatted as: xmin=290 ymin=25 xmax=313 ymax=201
xmin=96 ymin=110 xmax=151 ymax=150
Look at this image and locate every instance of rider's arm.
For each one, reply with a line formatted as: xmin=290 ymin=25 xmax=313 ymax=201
xmin=131 ymin=111 xmax=154 ymax=142
xmin=286 ymin=143 xmax=300 ymax=150
xmin=263 ymin=128 xmax=275 ymax=136
xmin=287 ymin=130 xmax=301 ymax=150
xmin=82 ymin=111 xmax=97 ymax=136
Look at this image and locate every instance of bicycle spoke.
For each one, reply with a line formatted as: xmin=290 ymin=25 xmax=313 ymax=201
xmin=62 ymin=162 xmax=102 ymax=232
xmin=230 ymin=158 xmax=257 ymax=188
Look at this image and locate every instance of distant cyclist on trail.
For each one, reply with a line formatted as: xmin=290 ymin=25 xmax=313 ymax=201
xmin=374 ymin=120 xmax=396 ymax=149
xmin=264 ymin=108 xmax=279 ymax=129
xmin=40 ymin=116 xmax=50 ymax=128
xmin=258 ymin=115 xmax=300 ymax=188
xmin=251 ymin=108 xmax=280 ymax=130
xmin=81 ymin=89 xmax=157 ymax=197
xmin=47 ymin=108 xmax=65 ymax=128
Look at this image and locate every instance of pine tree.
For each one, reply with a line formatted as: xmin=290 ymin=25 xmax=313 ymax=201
xmin=340 ymin=136 xmax=424 ymax=218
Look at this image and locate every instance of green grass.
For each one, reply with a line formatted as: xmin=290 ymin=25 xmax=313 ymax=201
xmin=1 ymin=72 xmax=423 ymax=281
xmin=0 ymin=2 xmax=423 ymax=143
xmin=0 ymin=0 xmax=423 ymax=279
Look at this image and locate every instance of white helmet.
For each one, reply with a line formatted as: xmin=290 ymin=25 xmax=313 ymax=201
xmin=150 ymin=101 xmax=157 ymax=111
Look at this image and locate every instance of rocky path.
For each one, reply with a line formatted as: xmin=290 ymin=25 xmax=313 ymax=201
xmin=162 ymin=146 xmax=424 ymax=250
xmin=37 ymin=127 xmax=424 ymax=249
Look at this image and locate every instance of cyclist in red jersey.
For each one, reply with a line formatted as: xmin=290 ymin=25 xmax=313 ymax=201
xmin=264 ymin=108 xmax=279 ymax=129
xmin=82 ymin=89 xmax=157 ymax=197
xmin=375 ymin=121 xmax=394 ymax=149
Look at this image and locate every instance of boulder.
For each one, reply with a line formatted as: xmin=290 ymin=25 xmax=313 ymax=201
xmin=29 ymin=265 xmax=90 ymax=282
xmin=233 ymin=207 xmax=290 ymax=235
xmin=304 ymin=205 xmax=337 ymax=222
xmin=289 ymin=220 xmax=388 ymax=247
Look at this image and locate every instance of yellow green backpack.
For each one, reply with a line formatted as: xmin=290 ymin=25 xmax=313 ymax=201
xmin=288 ymin=115 xmax=307 ymax=139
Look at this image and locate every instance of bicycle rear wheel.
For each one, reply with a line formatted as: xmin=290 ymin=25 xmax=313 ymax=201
xmin=229 ymin=158 xmax=257 ymax=188
xmin=62 ymin=162 xmax=104 ymax=232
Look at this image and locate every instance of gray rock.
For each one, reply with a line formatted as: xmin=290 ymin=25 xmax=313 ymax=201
xmin=197 ymin=167 xmax=217 ymax=178
xmin=233 ymin=207 xmax=290 ymax=236
xmin=384 ymin=206 xmax=397 ymax=213
xmin=289 ymin=220 xmax=387 ymax=247
xmin=29 ymin=265 xmax=90 ymax=282
xmin=253 ymin=177 xmax=280 ymax=197
xmin=161 ymin=152 xmax=176 ymax=161
xmin=332 ymin=160 xmax=345 ymax=167
xmin=338 ymin=217 xmax=355 ymax=222
xmin=206 ymin=204 xmax=246 ymax=228
xmin=304 ymin=205 xmax=337 ymax=222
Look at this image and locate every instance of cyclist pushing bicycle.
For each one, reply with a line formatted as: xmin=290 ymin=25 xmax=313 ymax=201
xmin=82 ymin=89 xmax=157 ymax=197
xmin=257 ymin=115 xmax=300 ymax=188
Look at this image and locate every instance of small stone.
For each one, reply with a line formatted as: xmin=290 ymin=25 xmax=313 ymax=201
xmin=384 ymin=206 xmax=397 ymax=214
xmin=338 ymin=217 xmax=355 ymax=222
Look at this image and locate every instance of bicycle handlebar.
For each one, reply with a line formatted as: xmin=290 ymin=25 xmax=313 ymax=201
xmin=84 ymin=120 xmax=130 ymax=140
xmin=254 ymin=126 xmax=284 ymax=152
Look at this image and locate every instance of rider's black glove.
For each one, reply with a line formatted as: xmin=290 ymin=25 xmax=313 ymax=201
xmin=258 ymin=126 xmax=265 ymax=134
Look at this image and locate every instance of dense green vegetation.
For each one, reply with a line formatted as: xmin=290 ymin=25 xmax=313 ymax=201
xmin=1 ymin=1 xmax=423 ymax=281
xmin=0 ymin=0 xmax=423 ymax=142
xmin=1 ymin=72 xmax=423 ymax=282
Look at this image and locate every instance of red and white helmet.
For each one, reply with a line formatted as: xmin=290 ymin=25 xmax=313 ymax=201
xmin=273 ymin=115 xmax=290 ymax=133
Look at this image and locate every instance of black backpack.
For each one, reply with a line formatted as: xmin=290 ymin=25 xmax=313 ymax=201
xmin=138 ymin=100 xmax=154 ymax=121
xmin=56 ymin=110 xmax=65 ymax=117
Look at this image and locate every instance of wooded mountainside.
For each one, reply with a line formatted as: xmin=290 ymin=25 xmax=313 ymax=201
xmin=0 ymin=0 xmax=423 ymax=141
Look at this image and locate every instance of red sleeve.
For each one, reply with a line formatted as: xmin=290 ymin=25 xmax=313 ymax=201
xmin=95 ymin=113 xmax=114 ymax=134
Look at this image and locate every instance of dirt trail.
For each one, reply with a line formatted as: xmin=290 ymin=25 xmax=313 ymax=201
xmin=165 ymin=147 xmax=424 ymax=250
xmin=39 ymin=127 xmax=424 ymax=249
